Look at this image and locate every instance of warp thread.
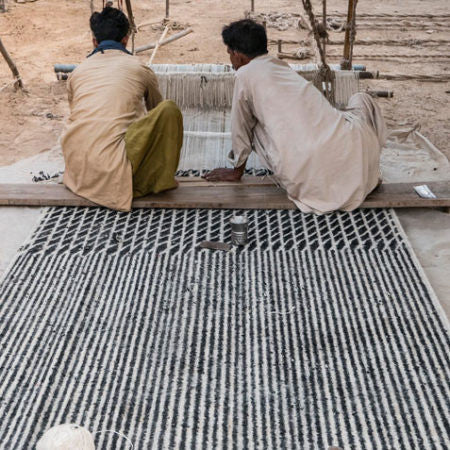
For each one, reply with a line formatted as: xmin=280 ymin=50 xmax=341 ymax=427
xmin=156 ymin=72 xmax=235 ymax=109
xmin=94 ymin=429 xmax=134 ymax=449
xmin=154 ymin=64 xmax=359 ymax=110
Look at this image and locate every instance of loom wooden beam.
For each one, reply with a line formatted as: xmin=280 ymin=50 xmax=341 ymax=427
xmin=0 ymin=38 xmax=24 ymax=90
xmin=322 ymin=0 xmax=327 ymax=57
xmin=135 ymin=28 xmax=193 ymax=54
xmin=0 ymin=181 xmax=449 ymax=210
xmin=341 ymin=0 xmax=357 ymax=70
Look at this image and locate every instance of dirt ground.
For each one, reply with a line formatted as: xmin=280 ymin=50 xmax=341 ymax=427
xmin=0 ymin=0 xmax=449 ymax=167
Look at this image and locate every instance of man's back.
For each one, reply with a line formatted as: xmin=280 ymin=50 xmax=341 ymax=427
xmin=62 ymin=50 xmax=162 ymax=211
xmin=233 ymin=55 xmax=382 ymax=213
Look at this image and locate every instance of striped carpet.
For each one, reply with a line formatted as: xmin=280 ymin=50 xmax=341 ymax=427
xmin=0 ymin=207 xmax=449 ymax=449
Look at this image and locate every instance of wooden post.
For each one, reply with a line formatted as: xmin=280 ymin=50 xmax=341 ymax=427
xmin=0 ymin=38 xmax=24 ymax=90
xmin=251 ymin=0 xmax=254 ymax=13
xmin=277 ymin=39 xmax=282 ymax=53
xmin=322 ymin=0 xmax=327 ymax=58
xmin=165 ymin=0 xmax=169 ymax=19
xmin=124 ymin=0 xmax=137 ymax=54
xmin=341 ymin=0 xmax=357 ymax=69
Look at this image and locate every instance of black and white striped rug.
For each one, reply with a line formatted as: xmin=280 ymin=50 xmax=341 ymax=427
xmin=0 ymin=207 xmax=449 ymax=449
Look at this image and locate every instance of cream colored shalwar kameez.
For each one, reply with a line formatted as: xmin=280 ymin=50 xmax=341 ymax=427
xmin=229 ymin=55 xmax=387 ymax=214
xmin=62 ymin=50 xmax=162 ymax=211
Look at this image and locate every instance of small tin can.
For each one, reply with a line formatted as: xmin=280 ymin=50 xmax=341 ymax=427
xmin=230 ymin=215 xmax=248 ymax=246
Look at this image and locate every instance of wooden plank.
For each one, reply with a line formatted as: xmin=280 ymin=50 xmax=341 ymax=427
xmin=0 ymin=181 xmax=449 ymax=210
xmin=134 ymin=185 xmax=296 ymax=209
xmin=174 ymin=176 xmax=275 ymax=186
xmin=363 ymin=181 xmax=450 ymax=208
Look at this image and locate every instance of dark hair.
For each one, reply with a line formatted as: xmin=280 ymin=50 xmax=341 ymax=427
xmin=90 ymin=6 xmax=130 ymax=43
xmin=222 ymin=19 xmax=268 ymax=58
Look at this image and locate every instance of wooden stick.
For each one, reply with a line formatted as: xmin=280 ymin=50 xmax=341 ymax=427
xmin=277 ymin=40 xmax=282 ymax=53
xmin=251 ymin=0 xmax=254 ymax=13
xmin=271 ymin=38 xmax=450 ymax=48
xmin=125 ymin=0 xmax=137 ymax=30
xmin=367 ymin=90 xmax=394 ymax=98
xmin=329 ymin=38 xmax=450 ymax=47
xmin=336 ymin=53 xmax=450 ymax=59
xmin=148 ymin=25 xmax=169 ymax=65
xmin=124 ymin=0 xmax=137 ymax=54
xmin=165 ymin=0 xmax=169 ymax=19
xmin=342 ymin=0 xmax=357 ymax=70
xmin=0 ymin=38 xmax=24 ymax=90
xmin=322 ymin=0 xmax=327 ymax=59
xmin=135 ymin=28 xmax=193 ymax=54
xmin=379 ymin=73 xmax=450 ymax=82
xmin=317 ymin=12 xmax=450 ymax=19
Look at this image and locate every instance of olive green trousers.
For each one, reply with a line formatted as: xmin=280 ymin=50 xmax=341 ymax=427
xmin=125 ymin=100 xmax=183 ymax=198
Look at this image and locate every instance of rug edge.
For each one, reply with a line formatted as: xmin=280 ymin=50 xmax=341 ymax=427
xmin=0 ymin=206 xmax=49 ymax=286
xmin=391 ymin=208 xmax=450 ymax=331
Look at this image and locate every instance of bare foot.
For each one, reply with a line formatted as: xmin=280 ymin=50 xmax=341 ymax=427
xmin=203 ymin=168 xmax=242 ymax=182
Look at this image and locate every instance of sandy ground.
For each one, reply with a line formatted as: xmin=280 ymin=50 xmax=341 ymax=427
xmin=0 ymin=0 xmax=449 ymax=165
xmin=0 ymin=1 xmax=449 ymax=318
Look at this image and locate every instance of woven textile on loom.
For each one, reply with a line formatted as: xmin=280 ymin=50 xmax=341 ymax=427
xmin=151 ymin=64 xmax=360 ymax=176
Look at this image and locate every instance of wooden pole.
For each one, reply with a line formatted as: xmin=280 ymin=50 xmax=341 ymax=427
xmin=341 ymin=0 xmax=357 ymax=69
xmin=165 ymin=0 xmax=169 ymax=19
xmin=124 ymin=0 xmax=137 ymax=54
xmin=135 ymin=28 xmax=193 ymax=53
xmin=322 ymin=0 xmax=327 ymax=58
xmin=277 ymin=40 xmax=283 ymax=53
xmin=0 ymin=38 xmax=24 ymax=90
xmin=148 ymin=25 xmax=169 ymax=65
xmin=251 ymin=0 xmax=254 ymax=13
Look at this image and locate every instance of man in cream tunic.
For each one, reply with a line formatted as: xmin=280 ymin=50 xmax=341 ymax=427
xmin=205 ymin=20 xmax=386 ymax=214
xmin=62 ymin=6 xmax=183 ymax=211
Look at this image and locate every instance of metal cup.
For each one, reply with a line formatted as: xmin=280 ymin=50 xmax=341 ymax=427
xmin=230 ymin=215 xmax=248 ymax=246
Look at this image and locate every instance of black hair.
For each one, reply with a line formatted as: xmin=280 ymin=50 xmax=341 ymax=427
xmin=222 ymin=19 xmax=268 ymax=58
xmin=90 ymin=6 xmax=130 ymax=43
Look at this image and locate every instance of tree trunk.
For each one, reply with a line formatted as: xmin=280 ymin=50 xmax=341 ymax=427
xmin=0 ymin=38 xmax=24 ymax=89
